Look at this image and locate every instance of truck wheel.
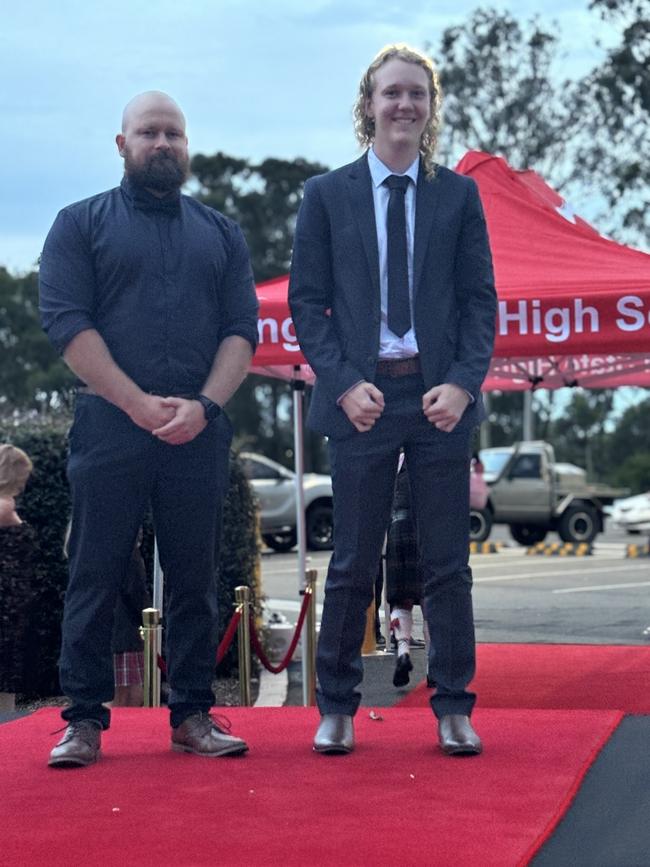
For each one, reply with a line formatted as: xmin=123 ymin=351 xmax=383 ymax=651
xmin=558 ymin=504 xmax=599 ymax=543
xmin=306 ymin=504 xmax=334 ymax=550
xmin=262 ymin=531 xmax=297 ymax=553
xmin=469 ymin=508 xmax=492 ymax=542
xmin=510 ymin=524 xmax=548 ymax=546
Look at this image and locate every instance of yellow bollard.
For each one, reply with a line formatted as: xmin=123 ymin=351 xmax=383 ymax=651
xmin=141 ymin=607 xmax=161 ymax=707
xmin=302 ymin=568 xmax=318 ymax=706
xmin=235 ymin=586 xmax=252 ymax=707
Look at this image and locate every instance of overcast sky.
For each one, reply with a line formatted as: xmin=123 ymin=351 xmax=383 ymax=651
xmin=2 ymin=0 xmax=617 ymax=273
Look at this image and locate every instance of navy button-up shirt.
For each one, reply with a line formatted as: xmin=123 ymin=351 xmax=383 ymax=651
xmin=39 ymin=176 xmax=259 ymax=395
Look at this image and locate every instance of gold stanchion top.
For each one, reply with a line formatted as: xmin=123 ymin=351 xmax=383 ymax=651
xmin=235 ymin=585 xmax=251 ymax=603
xmin=142 ymin=607 xmax=160 ymax=627
xmin=301 ymin=568 xmax=318 ymax=594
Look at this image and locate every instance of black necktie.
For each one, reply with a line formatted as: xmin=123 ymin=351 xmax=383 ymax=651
xmin=384 ymin=174 xmax=411 ymax=338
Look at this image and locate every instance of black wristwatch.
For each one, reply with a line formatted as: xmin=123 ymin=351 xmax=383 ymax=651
xmin=196 ymin=394 xmax=222 ymax=423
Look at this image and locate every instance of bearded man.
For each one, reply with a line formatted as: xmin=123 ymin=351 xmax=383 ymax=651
xmin=40 ymin=92 xmax=259 ymax=767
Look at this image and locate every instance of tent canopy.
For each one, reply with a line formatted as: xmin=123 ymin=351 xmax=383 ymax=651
xmin=253 ymin=151 xmax=650 ymax=390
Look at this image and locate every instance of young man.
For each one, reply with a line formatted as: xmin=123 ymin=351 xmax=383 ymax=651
xmin=289 ymin=45 xmax=496 ymax=755
xmin=40 ymin=92 xmax=259 ymax=767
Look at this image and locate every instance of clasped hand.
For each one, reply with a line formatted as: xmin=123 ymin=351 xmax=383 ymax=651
xmin=129 ymin=395 xmax=206 ymax=445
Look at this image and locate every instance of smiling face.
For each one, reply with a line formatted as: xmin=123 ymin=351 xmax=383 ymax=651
xmin=116 ymin=93 xmax=190 ymax=193
xmin=365 ymin=58 xmax=431 ymax=168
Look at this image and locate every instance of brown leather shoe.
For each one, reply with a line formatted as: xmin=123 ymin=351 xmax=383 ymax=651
xmin=171 ymin=712 xmax=248 ymax=757
xmin=48 ymin=720 xmax=102 ymax=768
xmin=438 ymin=714 xmax=482 ymax=756
xmin=313 ymin=713 xmax=354 ymax=754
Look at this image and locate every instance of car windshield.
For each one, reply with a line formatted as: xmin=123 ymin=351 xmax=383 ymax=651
xmin=480 ymin=451 xmax=511 ymax=476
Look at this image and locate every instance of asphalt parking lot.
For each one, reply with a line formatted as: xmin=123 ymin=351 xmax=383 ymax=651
xmin=260 ymin=524 xmax=650 ymax=645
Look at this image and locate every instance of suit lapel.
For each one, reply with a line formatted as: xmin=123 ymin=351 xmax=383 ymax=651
xmin=413 ymin=166 xmax=443 ymax=297
xmin=347 ymin=155 xmax=381 ymax=304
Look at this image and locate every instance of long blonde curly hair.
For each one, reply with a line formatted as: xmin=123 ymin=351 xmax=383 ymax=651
xmin=353 ymin=44 xmax=442 ymax=179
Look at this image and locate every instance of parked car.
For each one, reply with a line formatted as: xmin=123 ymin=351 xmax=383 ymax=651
xmin=239 ymin=452 xmax=333 ymax=552
xmin=609 ymin=492 xmax=650 ymax=535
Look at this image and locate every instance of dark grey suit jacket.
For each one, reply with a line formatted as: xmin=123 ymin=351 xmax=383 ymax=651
xmin=288 ymin=153 xmax=496 ymax=439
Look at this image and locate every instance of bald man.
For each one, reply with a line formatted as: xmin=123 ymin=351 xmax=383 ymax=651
xmin=40 ymin=92 xmax=259 ymax=767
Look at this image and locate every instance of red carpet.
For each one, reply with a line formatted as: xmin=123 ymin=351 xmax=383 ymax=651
xmin=0 ymin=706 xmax=621 ymax=866
xmin=397 ymin=643 xmax=650 ymax=712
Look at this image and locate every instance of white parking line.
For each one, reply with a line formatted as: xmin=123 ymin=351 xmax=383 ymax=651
xmin=553 ymin=580 xmax=650 ymax=594
xmin=474 ymin=564 xmax=649 ymax=583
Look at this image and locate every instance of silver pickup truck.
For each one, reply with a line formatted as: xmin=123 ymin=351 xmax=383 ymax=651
xmin=470 ymin=441 xmax=628 ymax=545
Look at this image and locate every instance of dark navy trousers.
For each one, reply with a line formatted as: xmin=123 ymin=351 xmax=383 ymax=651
xmin=60 ymin=394 xmax=232 ymax=729
xmin=316 ymin=372 xmax=477 ymax=719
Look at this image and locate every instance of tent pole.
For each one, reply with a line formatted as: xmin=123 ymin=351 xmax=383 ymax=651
xmin=523 ymin=390 xmax=534 ymax=441
xmin=480 ymin=393 xmax=491 ymax=449
xmin=291 ymin=367 xmax=311 ymax=704
xmin=151 ymin=539 xmax=163 ymax=703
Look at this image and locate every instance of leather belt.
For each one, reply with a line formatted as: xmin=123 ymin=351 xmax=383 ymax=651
xmin=375 ymin=356 xmax=421 ymax=377
xmin=76 ymin=386 xmax=196 ymax=398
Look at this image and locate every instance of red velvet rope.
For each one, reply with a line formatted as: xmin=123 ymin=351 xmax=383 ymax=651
xmin=249 ymin=590 xmax=312 ymax=674
xmin=156 ymin=607 xmax=243 ymax=675
xmin=216 ymin=608 xmax=243 ymax=666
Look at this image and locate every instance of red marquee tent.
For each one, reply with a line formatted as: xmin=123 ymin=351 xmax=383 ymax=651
xmin=252 ymin=151 xmax=650 ymax=390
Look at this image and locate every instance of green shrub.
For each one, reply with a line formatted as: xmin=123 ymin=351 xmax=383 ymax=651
xmin=0 ymin=417 xmax=260 ymax=696
xmin=0 ymin=422 xmax=70 ymax=696
xmin=0 ymin=524 xmax=39 ymax=692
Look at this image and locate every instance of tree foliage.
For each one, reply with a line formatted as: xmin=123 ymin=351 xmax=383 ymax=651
xmin=568 ymin=0 xmax=650 ymax=247
xmin=0 ymin=268 xmax=73 ymax=409
xmin=604 ymin=396 xmax=650 ymax=490
xmin=433 ymin=2 xmax=650 ymax=248
xmin=191 ymin=152 xmax=327 ymax=282
xmin=191 ymin=151 xmax=329 ymax=469
xmin=435 ymin=9 xmax=573 ymax=181
xmin=548 ymin=389 xmax=615 ymax=478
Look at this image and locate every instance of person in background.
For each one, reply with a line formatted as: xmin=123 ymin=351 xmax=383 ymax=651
xmin=0 ymin=445 xmax=33 ymax=528
xmin=110 ymin=531 xmax=149 ymax=707
xmin=384 ymin=456 xmax=428 ymax=688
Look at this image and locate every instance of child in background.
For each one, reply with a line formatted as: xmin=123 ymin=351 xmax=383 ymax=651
xmin=0 ymin=444 xmax=33 ymax=527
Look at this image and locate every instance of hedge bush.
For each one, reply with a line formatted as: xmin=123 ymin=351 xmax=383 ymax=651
xmin=0 ymin=417 xmax=260 ymax=697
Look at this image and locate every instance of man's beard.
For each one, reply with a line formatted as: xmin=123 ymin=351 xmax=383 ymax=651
xmin=124 ymin=149 xmax=190 ymax=193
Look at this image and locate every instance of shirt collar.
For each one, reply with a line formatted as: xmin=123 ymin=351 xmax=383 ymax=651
xmin=367 ymin=147 xmax=420 ymax=189
xmin=120 ymin=175 xmax=182 ymax=214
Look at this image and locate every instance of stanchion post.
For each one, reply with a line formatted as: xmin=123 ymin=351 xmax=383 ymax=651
xmin=361 ymin=601 xmax=377 ymax=655
xmin=235 ymin=585 xmax=252 ymax=707
xmin=301 ymin=568 xmax=318 ymax=706
xmin=141 ymin=607 xmax=161 ymax=707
